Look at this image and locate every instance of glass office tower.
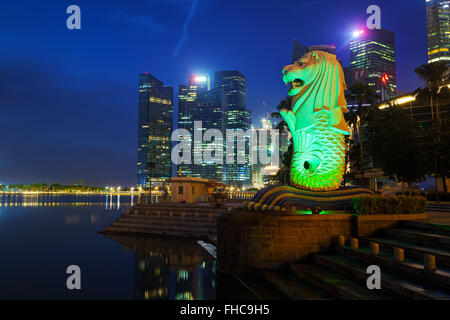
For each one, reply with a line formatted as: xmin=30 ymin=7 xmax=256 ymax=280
xmin=177 ymin=74 xmax=216 ymax=179
xmin=215 ymin=71 xmax=252 ymax=188
xmin=178 ymin=74 xmax=210 ymax=134
xmin=176 ymin=71 xmax=252 ymax=187
xmin=137 ymin=73 xmax=173 ymax=188
xmin=426 ymin=0 xmax=450 ymax=63
xmin=350 ymin=28 xmax=397 ymax=99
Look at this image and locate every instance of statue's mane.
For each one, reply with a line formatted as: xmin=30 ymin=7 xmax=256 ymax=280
xmin=292 ymin=51 xmax=348 ymax=115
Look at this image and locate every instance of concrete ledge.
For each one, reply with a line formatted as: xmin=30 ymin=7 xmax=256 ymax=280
xmin=218 ymin=212 xmax=428 ymax=275
xmin=217 ymin=213 xmax=353 ymax=274
xmin=356 ymin=213 xmax=428 ymax=237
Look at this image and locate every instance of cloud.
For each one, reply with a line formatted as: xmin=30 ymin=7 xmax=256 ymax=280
xmin=173 ymin=0 xmax=200 ymax=58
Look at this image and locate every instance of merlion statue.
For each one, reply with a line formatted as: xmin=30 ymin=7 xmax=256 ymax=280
xmin=241 ymin=51 xmax=373 ymax=212
xmin=281 ymin=51 xmax=350 ymax=191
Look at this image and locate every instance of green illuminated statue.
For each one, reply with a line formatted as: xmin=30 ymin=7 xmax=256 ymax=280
xmin=281 ymin=51 xmax=350 ymax=191
xmin=241 ymin=51 xmax=373 ymax=211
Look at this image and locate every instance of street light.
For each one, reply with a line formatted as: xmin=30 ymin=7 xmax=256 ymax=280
xmin=394 ymin=96 xmax=416 ymax=105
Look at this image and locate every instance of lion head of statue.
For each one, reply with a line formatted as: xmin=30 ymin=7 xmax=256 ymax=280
xmin=281 ymin=50 xmax=350 ymax=134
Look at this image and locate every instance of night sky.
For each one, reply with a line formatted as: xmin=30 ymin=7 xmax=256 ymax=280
xmin=0 ymin=0 xmax=428 ymax=187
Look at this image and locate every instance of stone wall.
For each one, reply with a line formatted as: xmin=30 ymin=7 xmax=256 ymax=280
xmin=217 ymin=213 xmax=353 ymax=274
xmin=217 ymin=212 xmax=427 ymax=275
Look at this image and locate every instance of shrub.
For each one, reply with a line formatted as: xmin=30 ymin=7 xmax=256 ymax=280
xmin=426 ymin=192 xmax=450 ymax=202
xmin=353 ymin=195 xmax=427 ymax=215
xmin=395 ymin=190 xmax=426 ymax=197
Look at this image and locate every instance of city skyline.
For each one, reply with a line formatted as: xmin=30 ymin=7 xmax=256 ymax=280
xmin=0 ymin=0 xmax=429 ymax=186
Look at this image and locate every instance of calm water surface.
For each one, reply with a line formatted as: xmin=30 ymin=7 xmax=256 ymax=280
xmin=0 ymin=194 xmax=218 ymax=300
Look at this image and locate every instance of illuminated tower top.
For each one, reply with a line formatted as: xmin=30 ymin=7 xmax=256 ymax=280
xmin=350 ymin=28 xmax=396 ymax=99
xmin=188 ymin=73 xmax=210 ymax=95
xmin=426 ymin=0 xmax=450 ymax=63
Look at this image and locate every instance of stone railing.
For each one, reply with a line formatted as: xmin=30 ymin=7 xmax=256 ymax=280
xmin=225 ymin=191 xmax=256 ymax=200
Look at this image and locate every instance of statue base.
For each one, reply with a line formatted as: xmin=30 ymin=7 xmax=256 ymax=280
xmin=241 ymin=185 xmax=375 ymax=212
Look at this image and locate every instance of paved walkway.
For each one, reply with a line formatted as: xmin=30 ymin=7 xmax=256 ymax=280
xmin=426 ymin=212 xmax=450 ymax=225
xmin=422 ymin=201 xmax=450 ymax=225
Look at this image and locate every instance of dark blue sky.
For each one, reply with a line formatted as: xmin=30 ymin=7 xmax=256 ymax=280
xmin=0 ymin=0 xmax=428 ymax=186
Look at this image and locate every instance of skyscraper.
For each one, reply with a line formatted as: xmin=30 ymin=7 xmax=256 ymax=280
xmin=251 ymin=116 xmax=279 ymax=188
xmin=349 ymin=28 xmax=397 ymax=99
xmin=178 ymin=74 xmax=210 ymax=134
xmin=215 ymin=71 xmax=253 ymax=188
xmin=137 ymin=73 xmax=173 ymax=188
xmin=176 ymin=71 xmax=252 ymax=187
xmin=177 ymin=74 xmax=223 ymax=180
xmin=426 ymin=0 xmax=450 ymax=63
xmin=178 ymin=86 xmax=226 ymax=181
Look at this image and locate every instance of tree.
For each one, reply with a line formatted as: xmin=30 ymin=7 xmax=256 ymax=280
xmin=274 ymin=141 xmax=292 ymax=185
xmin=432 ymin=117 xmax=450 ymax=193
xmin=344 ymin=83 xmax=379 ymax=174
xmin=415 ymin=61 xmax=449 ymax=191
xmin=366 ymin=106 xmax=430 ymax=194
xmin=271 ymin=96 xmax=293 ymax=132
xmin=415 ymin=61 xmax=449 ymax=123
xmin=271 ymin=96 xmax=293 ymax=185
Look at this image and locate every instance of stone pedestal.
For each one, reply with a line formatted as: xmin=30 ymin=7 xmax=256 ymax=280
xmin=394 ymin=247 xmax=405 ymax=262
xmin=370 ymin=242 xmax=380 ymax=255
xmin=349 ymin=237 xmax=359 ymax=250
xmin=424 ymin=254 xmax=436 ymax=272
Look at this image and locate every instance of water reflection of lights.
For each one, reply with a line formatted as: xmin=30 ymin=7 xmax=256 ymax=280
xmin=103 ymin=234 xmax=216 ymax=300
xmin=0 ymin=194 xmax=133 ymax=210
xmin=65 ymin=215 xmax=81 ymax=224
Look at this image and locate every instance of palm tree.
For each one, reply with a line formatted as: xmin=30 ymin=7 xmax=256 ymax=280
xmin=271 ymin=96 xmax=293 ymax=185
xmin=415 ymin=61 xmax=449 ymax=193
xmin=415 ymin=61 xmax=449 ymax=124
xmin=270 ymin=96 xmax=293 ymax=131
xmin=345 ymin=83 xmax=379 ymax=174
